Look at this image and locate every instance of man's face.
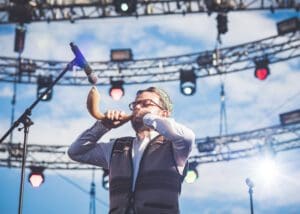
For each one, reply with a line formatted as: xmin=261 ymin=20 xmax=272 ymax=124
xmin=130 ymin=91 xmax=165 ymax=132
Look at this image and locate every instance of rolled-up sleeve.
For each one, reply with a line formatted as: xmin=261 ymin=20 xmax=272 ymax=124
xmin=68 ymin=121 xmax=114 ymax=169
xmin=143 ymin=113 xmax=195 ymax=174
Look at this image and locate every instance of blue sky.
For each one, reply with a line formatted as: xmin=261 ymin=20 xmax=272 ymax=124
xmin=0 ymin=8 xmax=300 ymax=214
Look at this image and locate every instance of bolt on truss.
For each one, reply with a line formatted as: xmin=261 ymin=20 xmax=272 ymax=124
xmin=0 ymin=0 xmax=299 ymax=24
xmin=0 ymin=122 xmax=299 ymax=169
xmin=0 ymin=31 xmax=299 ymax=86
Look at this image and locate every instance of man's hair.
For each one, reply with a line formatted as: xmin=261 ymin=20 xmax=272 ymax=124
xmin=136 ymin=87 xmax=173 ymax=112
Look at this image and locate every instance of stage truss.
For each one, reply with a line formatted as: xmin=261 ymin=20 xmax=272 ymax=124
xmin=0 ymin=31 xmax=299 ymax=86
xmin=0 ymin=122 xmax=299 ymax=170
xmin=0 ymin=0 xmax=299 ymax=24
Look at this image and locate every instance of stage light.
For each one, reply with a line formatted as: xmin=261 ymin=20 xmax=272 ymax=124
xmin=102 ymin=169 xmax=109 ymax=190
xmin=14 ymin=25 xmax=26 ymax=53
xmin=277 ymin=17 xmax=299 ymax=35
xmin=110 ymin=49 xmax=133 ymax=62
xmin=114 ymin=0 xmax=137 ymax=15
xmin=28 ymin=166 xmax=45 ymax=188
xmin=109 ymin=80 xmax=124 ymax=100
xmin=216 ymin=13 xmax=228 ymax=35
xmin=184 ymin=161 xmax=198 ymax=184
xmin=37 ymin=75 xmax=53 ymax=101
xmin=254 ymin=59 xmax=270 ymax=80
xmin=279 ymin=109 xmax=300 ymax=126
xmin=180 ymin=69 xmax=196 ymax=96
xmin=9 ymin=0 xmax=34 ymax=23
xmin=196 ymin=52 xmax=213 ymax=68
xmin=205 ymin=0 xmax=236 ymax=13
xmin=255 ymin=158 xmax=279 ymax=187
xmin=197 ymin=137 xmax=216 ymax=153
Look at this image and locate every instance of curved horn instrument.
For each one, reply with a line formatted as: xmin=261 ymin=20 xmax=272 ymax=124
xmin=86 ymin=86 xmax=132 ymax=122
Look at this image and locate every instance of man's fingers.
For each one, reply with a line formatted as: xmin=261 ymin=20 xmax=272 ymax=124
xmin=105 ymin=110 xmax=126 ymax=121
xmin=119 ymin=111 xmax=126 ymax=120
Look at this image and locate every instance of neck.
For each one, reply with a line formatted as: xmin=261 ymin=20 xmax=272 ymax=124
xmin=136 ymin=129 xmax=151 ymax=141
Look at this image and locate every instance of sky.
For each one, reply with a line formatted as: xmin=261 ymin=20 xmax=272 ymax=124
xmin=0 ymin=7 xmax=300 ymax=214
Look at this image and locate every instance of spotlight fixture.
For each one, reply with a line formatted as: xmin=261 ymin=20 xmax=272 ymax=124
xmin=180 ymin=69 xmax=196 ymax=96
xmin=114 ymin=0 xmax=137 ymax=15
xmin=216 ymin=13 xmax=228 ymax=35
xmin=184 ymin=161 xmax=199 ymax=184
xmin=110 ymin=49 xmax=133 ymax=62
xmin=279 ymin=109 xmax=300 ymax=126
xmin=28 ymin=166 xmax=45 ymax=188
xmin=9 ymin=0 xmax=34 ymax=23
xmin=37 ymin=75 xmax=53 ymax=101
xmin=196 ymin=52 xmax=213 ymax=68
xmin=254 ymin=59 xmax=270 ymax=81
xmin=277 ymin=17 xmax=299 ymax=35
xmin=14 ymin=25 xmax=26 ymax=53
xmin=109 ymin=80 xmax=124 ymax=100
xmin=197 ymin=137 xmax=216 ymax=153
xmin=102 ymin=169 xmax=109 ymax=190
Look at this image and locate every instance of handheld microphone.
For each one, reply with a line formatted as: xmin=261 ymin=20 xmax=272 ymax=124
xmin=70 ymin=42 xmax=97 ymax=84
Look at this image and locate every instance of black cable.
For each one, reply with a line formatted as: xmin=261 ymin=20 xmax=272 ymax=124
xmin=54 ymin=170 xmax=109 ymax=208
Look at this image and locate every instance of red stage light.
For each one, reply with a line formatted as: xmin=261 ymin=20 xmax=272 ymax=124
xmin=254 ymin=59 xmax=270 ymax=81
xmin=109 ymin=80 xmax=124 ymax=100
xmin=255 ymin=67 xmax=269 ymax=80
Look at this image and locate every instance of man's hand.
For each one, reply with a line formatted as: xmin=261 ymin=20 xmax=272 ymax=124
xmin=102 ymin=110 xmax=129 ymax=129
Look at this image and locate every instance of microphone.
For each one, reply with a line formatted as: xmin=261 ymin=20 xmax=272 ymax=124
xmin=245 ymin=178 xmax=254 ymax=188
xmin=70 ymin=42 xmax=97 ymax=84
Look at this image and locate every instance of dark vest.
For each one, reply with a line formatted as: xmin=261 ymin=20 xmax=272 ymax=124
xmin=108 ymin=135 xmax=183 ymax=214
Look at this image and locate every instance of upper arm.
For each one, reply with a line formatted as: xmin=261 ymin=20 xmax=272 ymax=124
xmin=143 ymin=114 xmax=195 ymax=173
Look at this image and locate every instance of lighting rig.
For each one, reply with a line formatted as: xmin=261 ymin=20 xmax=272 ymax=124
xmin=0 ymin=0 xmax=298 ymax=24
xmin=0 ymin=29 xmax=299 ymax=88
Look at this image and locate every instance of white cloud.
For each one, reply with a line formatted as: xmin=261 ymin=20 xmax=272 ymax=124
xmin=0 ymin=85 xmax=13 ymax=97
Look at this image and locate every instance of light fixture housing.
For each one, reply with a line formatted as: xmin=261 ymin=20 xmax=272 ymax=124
xmin=184 ymin=161 xmax=199 ymax=184
xmin=14 ymin=25 xmax=26 ymax=53
xmin=114 ymin=0 xmax=137 ymax=15
xmin=28 ymin=166 xmax=45 ymax=188
xmin=180 ymin=69 xmax=196 ymax=96
xmin=216 ymin=13 xmax=228 ymax=35
xmin=277 ymin=17 xmax=300 ymax=35
xmin=37 ymin=75 xmax=53 ymax=101
xmin=197 ymin=137 xmax=216 ymax=153
xmin=110 ymin=49 xmax=133 ymax=62
xmin=109 ymin=80 xmax=124 ymax=100
xmin=254 ymin=59 xmax=270 ymax=81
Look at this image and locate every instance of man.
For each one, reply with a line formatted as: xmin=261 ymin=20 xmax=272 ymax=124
xmin=68 ymin=87 xmax=195 ymax=214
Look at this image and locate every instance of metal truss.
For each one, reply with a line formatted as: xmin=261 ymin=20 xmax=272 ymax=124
xmin=190 ymin=122 xmax=300 ymax=165
xmin=0 ymin=0 xmax=299 ymax=24
xmin=0 ymin=31 xmax=299 ymax=86
xmin=0 ymin=122 xmax=299 ymax=170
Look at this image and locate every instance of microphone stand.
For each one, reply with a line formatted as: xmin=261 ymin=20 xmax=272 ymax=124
xmin=245 ymin=178 xmax=254 ymax=214
xmin=248 ymin=185 xmax=254 ymax=214
xmin=0 ymin=57 xmax=78 ymax=214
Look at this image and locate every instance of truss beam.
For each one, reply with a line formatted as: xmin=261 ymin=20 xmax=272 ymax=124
xmin=0 ymin=122 xmax=299 ymax=169
xmin=0 ymin=0 xmax=299 ymax=24
xmin=0 ymin=31 xmax=299 ymax=86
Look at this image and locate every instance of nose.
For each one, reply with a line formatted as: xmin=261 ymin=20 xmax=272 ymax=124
xmin=134 ymin=103 xmax=142 ymax=110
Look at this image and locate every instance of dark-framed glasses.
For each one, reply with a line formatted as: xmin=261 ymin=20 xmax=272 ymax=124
xmin=129 ymin=99 xmax=164 ymax=111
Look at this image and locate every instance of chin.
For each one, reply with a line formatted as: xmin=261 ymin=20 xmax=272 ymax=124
xmin=131 ymin=120 xmax=147 ymax=132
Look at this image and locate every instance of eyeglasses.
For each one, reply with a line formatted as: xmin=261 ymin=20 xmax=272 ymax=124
xmin=129 ymin=99 xmax=164 ymax=111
